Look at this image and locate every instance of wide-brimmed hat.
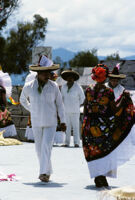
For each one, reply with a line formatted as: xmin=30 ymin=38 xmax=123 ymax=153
xmin=61 ymin=69 xmax=80 ymax=81
xmin=109 ymin=63 xmax=126 ymax=79
xmin=100 ymin=186 xmax=135 ymax=200
xmin=29 ymin=55 xmax=59 ymax=71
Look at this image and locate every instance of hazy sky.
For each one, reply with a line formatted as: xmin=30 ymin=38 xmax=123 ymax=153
xmin=9 ymin=0 xmax=135 ymax=57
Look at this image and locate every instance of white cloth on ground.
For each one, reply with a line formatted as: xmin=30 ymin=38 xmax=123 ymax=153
xmin=0 ymin=124 xmax=17 ymax=137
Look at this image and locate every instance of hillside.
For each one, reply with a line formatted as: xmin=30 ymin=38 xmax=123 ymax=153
xmin=52 ymin=48 xmax=135 ymax=62
xmin=10 ymin=48 xmax=135 ymax=86
xmin=52 ymin=48 xmax=76 ymax=62
xmin=52 ymin=48 xmax=107 ymax=62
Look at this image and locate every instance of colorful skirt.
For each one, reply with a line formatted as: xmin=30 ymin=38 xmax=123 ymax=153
xmin=87 ymin=124 xmax=135 ymax=178
xmin=82 ymin=91 xmax=135 ymax=178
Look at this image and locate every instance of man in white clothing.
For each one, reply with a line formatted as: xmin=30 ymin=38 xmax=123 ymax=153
xmin=61 ymin=69 xmax=85 ymax=147
xmin=20 ymin=55 xmax=66 ymax=182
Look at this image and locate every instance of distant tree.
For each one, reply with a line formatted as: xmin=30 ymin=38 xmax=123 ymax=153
xmin=53 ymin=56 xmax=68 ymax=68
xmin=106 ymin=52 xmax=120 ymax=61
xmin=54 ymin=56 xmax=63 ymax=65
xmin=1 ymin=14 xmax=48 ymax=74
xmin=0 ymin=36 xmax=6 ymax=64
xmin=63 ymin=61 xmax=67 ymax=68
xmin=0 ymin=0 xmax=20 ymax=31
xmin=69 ymin=49 xmax=99 ymax=68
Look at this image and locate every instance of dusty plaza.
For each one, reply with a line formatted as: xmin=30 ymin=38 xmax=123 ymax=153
xmin=0 ymin=137 xmax=135 ymax=200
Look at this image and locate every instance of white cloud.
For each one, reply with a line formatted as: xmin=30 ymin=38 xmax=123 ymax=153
xmin=7 ymin=0 xmax=135 ymax=57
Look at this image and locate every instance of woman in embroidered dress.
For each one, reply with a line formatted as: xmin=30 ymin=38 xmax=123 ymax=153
xmin=0 ymin=67 xmax=17 ymax=138
xmin=106 ymin=63 xmax=135 ymax=144
xmin=82 ymin=64 xmax=134 ymax=188
xmin=105 ymin=62 xmax=127 ymax=102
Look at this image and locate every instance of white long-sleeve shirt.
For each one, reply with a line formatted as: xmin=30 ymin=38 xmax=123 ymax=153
xmin=20 ymin=79 xmax=66 ymax=127
xmin=61 ymin=82 xmax=85 ymax=113
xmin=105 ymin=83 xmax=125 ymax=101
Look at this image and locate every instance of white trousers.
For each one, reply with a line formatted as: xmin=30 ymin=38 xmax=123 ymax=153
xmin=65 ymin=113 xmax=80 ymax=146
xmin=25 ymin=126 xmax=34 ymax=141
xmin=32 ymin=126 xmax=56 ymax=175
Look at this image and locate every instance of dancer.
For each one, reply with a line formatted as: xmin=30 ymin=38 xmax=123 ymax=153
xmin=0 ymin=66 xmax=17 ymax=138
xmin=106 ymin=63 xmax=135 ymax=144
xmin=82 ymin=64 xmax=134 ymax=187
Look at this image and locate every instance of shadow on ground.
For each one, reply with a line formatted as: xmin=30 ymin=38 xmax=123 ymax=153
xmin=23 ymin=181 xmax=67 ymax=188
xmin=85 ymin=185 xmax=118 ymax=191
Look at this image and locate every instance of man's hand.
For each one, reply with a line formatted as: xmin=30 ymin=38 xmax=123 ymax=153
xmin=60 ymin=123 xmax=66 ymax=132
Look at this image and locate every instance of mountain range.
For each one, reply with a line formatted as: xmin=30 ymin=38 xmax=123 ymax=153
xmin=52 ymin=48 xmax=135 ymax=62
xmin=10 ymin=48 xmax=135 ymax=86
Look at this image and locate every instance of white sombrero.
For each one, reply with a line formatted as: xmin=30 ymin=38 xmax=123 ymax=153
xmin=29 ymin=55 xmax=59 ymax=71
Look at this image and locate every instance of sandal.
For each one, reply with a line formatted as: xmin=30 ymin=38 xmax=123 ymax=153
xmin=39 ymin=174 xmax=50 ymax=182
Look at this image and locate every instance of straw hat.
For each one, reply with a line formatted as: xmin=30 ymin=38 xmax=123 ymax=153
xmin=61 ymin=69 xmax=80 ymax=81
xmin=108 ymin=63 xmax=126 ymax=79
xmin=29 ymin=55 xmax=59 ymax=71
xmin=100 ymin=186 xmax=135 ymax=200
